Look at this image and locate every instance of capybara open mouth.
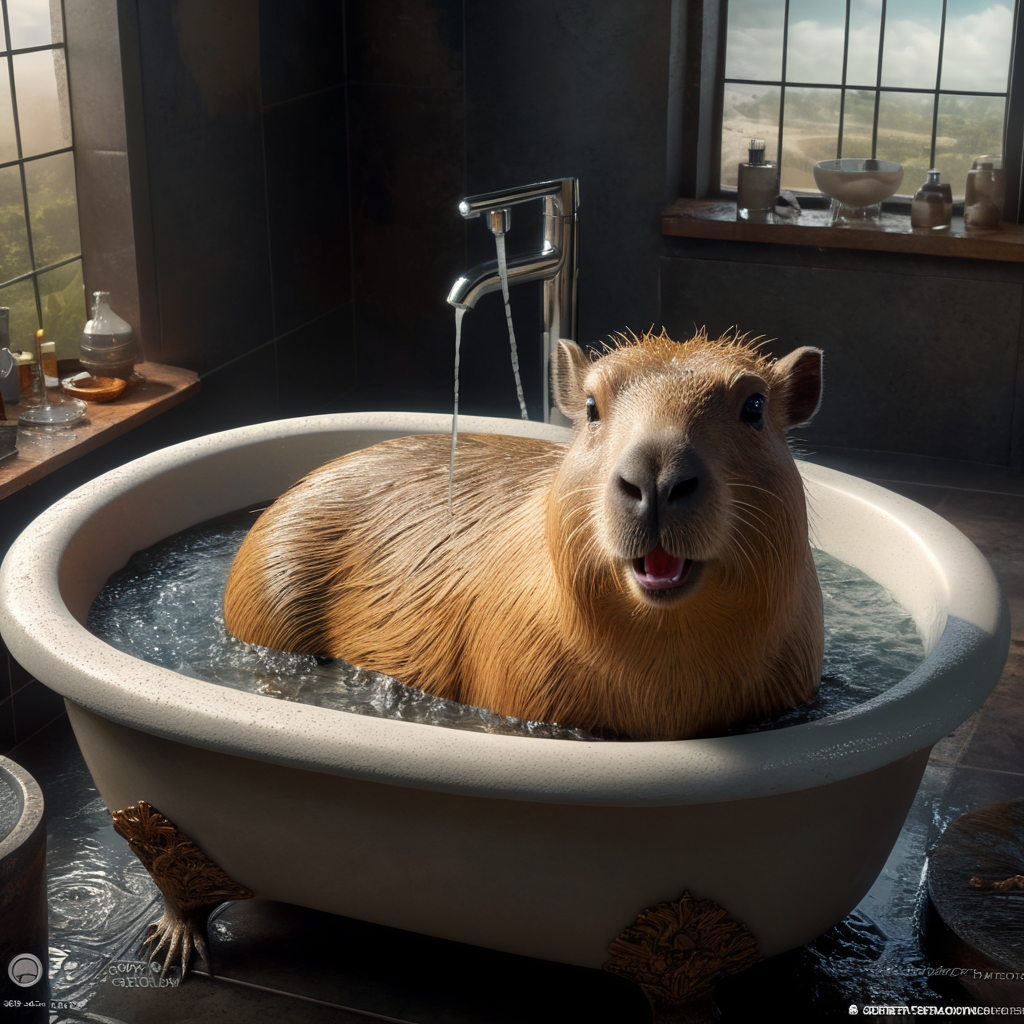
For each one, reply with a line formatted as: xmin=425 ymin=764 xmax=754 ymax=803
xmin=631 ymin=547 xmax=695 ymax=593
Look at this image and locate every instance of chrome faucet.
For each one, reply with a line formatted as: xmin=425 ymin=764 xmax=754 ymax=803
xmin=447 ymin=177 xmax=578 ymax=424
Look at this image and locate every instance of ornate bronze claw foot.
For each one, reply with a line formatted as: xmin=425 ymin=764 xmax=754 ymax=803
xmin=603 ymin=890 xmax=763 ymax=1022
xmin=111 ymin=801 xmax=253 ymax=977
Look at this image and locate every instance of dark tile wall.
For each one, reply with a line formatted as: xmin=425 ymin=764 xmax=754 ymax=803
xmin=344 ymin=0 xmax=468 ymax=412
xmin=659 ymin=242 xmax=1024 ymax=467
xmin=0 ymin=0 xmax=356 ymax=754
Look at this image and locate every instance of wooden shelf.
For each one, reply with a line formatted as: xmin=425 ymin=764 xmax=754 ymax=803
xmin=0 ymin=362 xmax=200 ymax=501
xmin=662 ymin=198 xmax=1024 ymax=262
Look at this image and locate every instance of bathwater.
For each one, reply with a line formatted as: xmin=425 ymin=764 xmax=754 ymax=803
xmin=87 ymin=511 xmax=925 ymax=740
xmin=0 ymin=771 xmax=21 ymax=841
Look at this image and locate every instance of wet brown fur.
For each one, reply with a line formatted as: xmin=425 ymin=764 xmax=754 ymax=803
xmin=224 ymin=329 xmax=824 ymax=740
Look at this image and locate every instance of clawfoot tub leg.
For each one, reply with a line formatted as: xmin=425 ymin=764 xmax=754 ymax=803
xmin=111 ymin=801 xmax=254 ymax=978
xmin=603 ymin=890 xmax=763 ymax=1023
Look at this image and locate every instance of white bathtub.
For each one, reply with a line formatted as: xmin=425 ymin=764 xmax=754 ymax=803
xmin=0 ymin=412 xmax=1010 ymax=968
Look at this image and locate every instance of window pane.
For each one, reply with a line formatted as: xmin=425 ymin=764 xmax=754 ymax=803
xmin=25 ymin=150 xmax=79 ymax=266
xmin=935 ymin=93 xmax=1006 ymax=199
xmin=7 ymin=0 xmax=61 ymax=49
xmin=0 ymin=60 xmax=17 ymax=163
xmin=726 ymin=0 xmax=786 ymax=81
xmin=0 ymin=164 xmax=30 ymax=283
xmin=38 ymin=258 xmax=83 ymax=360
xmin=0 ymin=277 xmax=38 ymax=354
xmin=840 ymin=89 xmax=877 ymax=157
xmin=881 ymin=0 xmax=943 ymax=89
xmin=785 ymin=0 xmax=847 ymax=85
xmin=875 ymin=91 xmax=935 ymax=194
xmin=721 ymin=84 xmax=781 ymax=189
xmin=12 ymin=49 xmax=71 ymax=158
xmin=940 ymin=0 xmax=1013 ymax=92
xmin=780 ymin=88 xmax=842 ymax=190
xmin=846 ymin=0 xmax=885 ymax=87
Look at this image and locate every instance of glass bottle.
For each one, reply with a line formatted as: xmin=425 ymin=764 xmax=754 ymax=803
xmin=80 ymin=291 xmax=139 ymax=381
xmin=736 ymin=140 xmax=779 ymax=222
xmin=910 ymin=170 xmax=952 ymax=231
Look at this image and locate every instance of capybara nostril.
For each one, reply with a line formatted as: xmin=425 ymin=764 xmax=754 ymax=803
xmin=667 ymin=475 xmax=699 ymax=504
xmin=616 ymin=474 xmax=645 ymax=504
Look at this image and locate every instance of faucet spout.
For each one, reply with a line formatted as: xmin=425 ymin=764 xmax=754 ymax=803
xmin=448 ymin=178 xmax=578 ymax=424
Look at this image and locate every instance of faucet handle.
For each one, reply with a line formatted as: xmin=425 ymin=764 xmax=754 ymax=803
xmin=458 ymin=178 xmax=577 ymax=221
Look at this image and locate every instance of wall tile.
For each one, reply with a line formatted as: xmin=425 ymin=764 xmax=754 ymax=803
xmin=465 ymin=1 xmax=672 ymax=347
xmin=0 ymin=697 xmax=14 ymax=753
xmin=277 ymin=303 xmax=355 ymax=416
xmin=660 ymin=256 xmax=1021 ymax=466
xmin=12 ymin=679 xmax=65 ymax=745
xmin=136 ymin=0 xmax=274 ymax=375
xmin=348 ymin=82 xmax=464 ymax=400
xmin=259 ymin=0 xmax=346 ymax=107
xmin=8 ymin=652 xmax=31 ymax=696
xmin=263 ymin=89 xmax=351 ymax=337
xmin=346 ymin=0 xmax=463 ymax=89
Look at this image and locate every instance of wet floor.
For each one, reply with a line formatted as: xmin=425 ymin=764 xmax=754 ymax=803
xmin=5 ymin=446 xmax=1024 ymax=1022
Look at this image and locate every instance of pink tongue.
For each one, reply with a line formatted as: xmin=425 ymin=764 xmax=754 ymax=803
xmin=644 ymin=547 xmax=686 ymax=581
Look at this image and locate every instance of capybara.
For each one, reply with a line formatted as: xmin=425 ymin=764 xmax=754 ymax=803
xmin=224 ymin=329 xmax=824 ymax=740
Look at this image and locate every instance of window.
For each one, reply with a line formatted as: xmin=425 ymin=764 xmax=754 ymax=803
xmin=719 ymin=0 xmax=1017 ymax=201
xmin=0 ymin=0 xmax=84 ymax=360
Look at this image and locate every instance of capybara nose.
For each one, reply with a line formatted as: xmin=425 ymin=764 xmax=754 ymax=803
xmin=612 ymin=439 xmax=705 ymax=533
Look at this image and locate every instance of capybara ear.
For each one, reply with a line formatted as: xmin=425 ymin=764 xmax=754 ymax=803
xmin=552 ymin=338 xmax=591 ymax=419
xmin=771 ymin=346 xmax=823 ymax=427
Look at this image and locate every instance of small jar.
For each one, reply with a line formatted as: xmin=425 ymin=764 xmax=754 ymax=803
xmin=910 ymin=170 xmax=952 ymax=231
xmin=736 ymin=139 xmax=778 ymax=222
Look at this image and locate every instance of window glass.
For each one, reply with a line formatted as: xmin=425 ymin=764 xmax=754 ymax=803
xmin=935 ymin=93 xmax=1006 ymax=196
xmin=880 ymin=0 xmax=944 ymax=89
xmin=940 ymin=0 xmax=1014 ymax=91
xmin=6 ymin=0 xmax=60 ymax=49
xmin=875 ymin=91 xmax=935 ymax=192
xmin=840 ymin=89 xmax=877 ymax=157
xmin=722 ymin=0 xmax=1015 ymax=197
xmin=846 ymin=0 xmax=885 ymax=86
xmin=13 ymin=48 xmax=71 ymax=157
xmin=0 ymin=164 xmax=29 ymax=283
xmin=785 ymin=0 xmax=847 ymax=85
xmin=24 ymin=150 xmax=78 ymax=265
xmin=38 ymin=258 xmax=83 ymax=358
xmin=721 ymin=84 xmax=780 ymax=189
xmin=725 ymin=0 xmax=786 ymax=81
xmin=0 ymin=60 xmax=17 ymax=163
xmin=0 ymin=277 xmax=38 ymax=352
xmin=780 ymin=88 xmax=842 ymax=190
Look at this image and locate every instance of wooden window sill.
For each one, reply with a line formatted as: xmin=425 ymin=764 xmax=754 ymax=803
xmin=662 ymin=198 xmax=1024 ymax=262
xmin=0 ymin=362 xmax=200 ymax=501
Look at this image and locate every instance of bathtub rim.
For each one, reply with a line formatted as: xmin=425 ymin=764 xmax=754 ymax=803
xmin=0 ymin=411 xmax=1010 ymax=808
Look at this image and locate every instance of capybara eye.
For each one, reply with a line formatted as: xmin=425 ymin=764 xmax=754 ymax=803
xmin=586 ymin=395 xmax=600 ymax=422
xmin=741 ymin=393 xmax=765 ymax=430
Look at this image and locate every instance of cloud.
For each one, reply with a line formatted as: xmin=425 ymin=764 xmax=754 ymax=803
xmin=726 ymin=2 xmax=1013 ymax=94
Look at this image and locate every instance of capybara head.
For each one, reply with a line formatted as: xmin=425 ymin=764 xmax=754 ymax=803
xmin=550 ymin=329 xmax=821 ymax=607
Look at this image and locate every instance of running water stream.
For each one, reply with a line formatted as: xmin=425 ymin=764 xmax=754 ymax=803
xmin=448 ymin=229 xmax=529 ymax=510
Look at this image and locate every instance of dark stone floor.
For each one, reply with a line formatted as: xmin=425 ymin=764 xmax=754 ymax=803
xmin=4 ymin=445 xmax=1023 ymax=1023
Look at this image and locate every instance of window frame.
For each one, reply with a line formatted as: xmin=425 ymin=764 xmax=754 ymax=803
xmin=671 ymin=0 xmax=1024 ymax=223
xmin=0 ymin=0 xmax=85 ymax=339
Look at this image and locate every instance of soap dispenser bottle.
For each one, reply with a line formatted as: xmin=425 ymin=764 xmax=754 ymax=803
xmin=736 ymin=140 xmax=779 ymax=222
xmin=910 ymin=170 xmax=952 ymax=230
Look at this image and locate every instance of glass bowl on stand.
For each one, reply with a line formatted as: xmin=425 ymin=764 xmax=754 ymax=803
xmin=813 ymin=159 xmax=904 ymax=226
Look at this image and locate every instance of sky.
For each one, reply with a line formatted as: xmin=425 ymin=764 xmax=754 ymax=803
xmin=726 ymin=0 xmax=1014 ymax=94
